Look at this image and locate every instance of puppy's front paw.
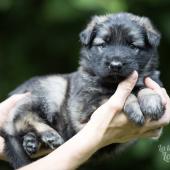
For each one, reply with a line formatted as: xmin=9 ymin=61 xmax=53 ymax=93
xmin=124 ymin=94 xmax=145 ymax=126
xmin=23 ymin=132 xmax=39 ymax=156
xmin=138 ymin=88 xmax=165 ymax=120
xmin=41 ymin=131 xmax=64 ymax=149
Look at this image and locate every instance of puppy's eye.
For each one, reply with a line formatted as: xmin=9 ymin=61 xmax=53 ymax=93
xmin=94 ymin=43 xmax=106 ymax=48
xmin=129 ymin=43 xmax=143 ymax=52
xmin=129 ymin=43 xmax=138 ymax=49
xmin=93 ymin=38 xmax=106 ymax=48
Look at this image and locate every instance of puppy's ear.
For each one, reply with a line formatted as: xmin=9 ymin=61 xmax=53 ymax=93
xmin=129 ymin=14 xmax=161 ymax=47
xmin=141 ymin=17 xmax=161 ymax=47
xmin=79 ymin=15 xmax=108 ymax=46
xmin=79 ymin=16 xmax=98 ymax=46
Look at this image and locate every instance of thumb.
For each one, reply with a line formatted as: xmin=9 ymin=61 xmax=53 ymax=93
xmin=0 ymin=93 xmax=31 ymax=112
xmin=107 ymin=71 xmax=138 ymax=110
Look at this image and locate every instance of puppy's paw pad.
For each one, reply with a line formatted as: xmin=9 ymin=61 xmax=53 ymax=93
xmin=138 ymin=93 xmax=165 ymax=120
xmin=41 ymin=131 xmax=64 ymax=149
xmin=23 ymin=132 xmax=39 ymax=156
xmin=124 ymin=103 xmax=145 ymax=126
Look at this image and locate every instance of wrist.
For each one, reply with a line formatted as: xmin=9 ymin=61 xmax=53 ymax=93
xmin=78 ymin=121 xmax=105 ymax=153
xmin=44 ymin=122 xmax=102 ymax=170
xmin=74 ymin=123 xmax=101 ymax=157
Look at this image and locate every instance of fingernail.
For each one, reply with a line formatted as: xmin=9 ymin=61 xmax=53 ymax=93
xmin=162 ymin=88 xmax=167 ymax=93
xmin=130 ymin=70 xmax=138 ymax=80
xmin=145 ymin=77 xmax=152 ymax=82
xmin=24 ymin=92 xmax=31 ymax=96
xmin=161 ymin=89 xmax=167 ymax=105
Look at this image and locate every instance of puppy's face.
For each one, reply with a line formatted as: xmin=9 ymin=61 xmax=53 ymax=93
xmin=80 ymin=13 xmax=161 ymax=80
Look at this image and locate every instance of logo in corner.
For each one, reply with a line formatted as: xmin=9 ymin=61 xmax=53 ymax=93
xmin=158 ymin=144 xmax=170 ymax=163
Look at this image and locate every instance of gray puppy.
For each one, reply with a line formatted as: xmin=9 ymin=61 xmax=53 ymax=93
xmin=1 ymin=13 xmax=164 ymax=168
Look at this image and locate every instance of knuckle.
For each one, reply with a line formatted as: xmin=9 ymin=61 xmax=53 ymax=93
xmin=160 ymin=117 xmax=170 ymax=126
xmin=163 ymin=120 xmax=170 ymax=126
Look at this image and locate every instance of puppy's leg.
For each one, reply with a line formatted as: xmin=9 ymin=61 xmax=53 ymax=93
xmin=32 ymin=121 xmax=64 ymax=149
xmin=138 ymin=88 xmax=165 ymax=120
xmin=124 ymin=94 xmax=145 ymax=126
xmin=1 ymin=129 xmax=31 ymax=169
xmin=23 ymin=132 xmax=40 ymax=156
xmin=23 ymin=121 xmax=64 ymax=155
xmin=9 ymin=95 xmax=65 ymax=156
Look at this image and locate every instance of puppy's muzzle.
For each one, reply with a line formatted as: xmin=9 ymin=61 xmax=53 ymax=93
xmin=107 ymin=61 xmax=125 ymax=72
xmin=109 ymin=61 xmax=122 ymax=71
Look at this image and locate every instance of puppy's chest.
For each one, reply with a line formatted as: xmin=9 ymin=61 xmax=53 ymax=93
xmin=91 ymin=90 xmax=115 ymax=106
xmin=81 ymin=85 xmax=116 ymax=107
xmin=69 ymin=85 xmax=116 ymax=127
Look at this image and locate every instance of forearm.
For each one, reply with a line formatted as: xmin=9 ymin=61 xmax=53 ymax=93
xmin=18 ymin=122 xmax=100 ymax=170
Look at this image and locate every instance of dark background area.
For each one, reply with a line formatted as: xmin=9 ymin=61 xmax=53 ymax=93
xmin=0 ymin=0 xmax=170 ymax=169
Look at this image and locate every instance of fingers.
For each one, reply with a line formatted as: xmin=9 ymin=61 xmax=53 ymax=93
xmin=162 ymin=88 xmax=169 ymax=103
xmin=145 ymin=77 xmax=160 ymax=90
xmin=141 ymin=128 xmax=162 ymax=139
xmin=157 ymin=88 xmax=170 ymax=126
xmin=107 ymin=71 xmax=138 ymax=110
xmin=0 ymin=93 xmax=30 ymax=113
xmin=0 ymin=136 xmax=5 ymax=160
xmin=145 ymin=77 xmax=166 ymax=105
xmin=144 ymin=80 xmax=170 ymax=128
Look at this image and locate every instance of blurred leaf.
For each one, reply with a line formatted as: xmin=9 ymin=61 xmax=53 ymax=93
xmin=42 ymin=0 xmax=79 ymax=21
xmin=0 ymin=0 xmax=12 ymax=11
xmin=72 ymin=0 xmax=127 ymax=12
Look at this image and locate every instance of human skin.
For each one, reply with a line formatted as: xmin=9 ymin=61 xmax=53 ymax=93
xmin=0 ymin=93 xmax=30 ymax=160
xmin=0 ymin=71 xmax=169 ymax=170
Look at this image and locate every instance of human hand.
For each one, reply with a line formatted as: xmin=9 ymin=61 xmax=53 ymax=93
xmin=85 ymin=72 xmax=169 ymax=150
xmin=0 ymin=93 xmax=30 ymax=159
xmin=0 ymin=93 xmax=30 ymax=129
xmin=139 ymin=78 xmax=170 ymax=135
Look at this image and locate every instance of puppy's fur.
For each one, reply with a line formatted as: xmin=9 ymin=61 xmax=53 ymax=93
xmin=1 ymin=13 xmax=165 ymax=168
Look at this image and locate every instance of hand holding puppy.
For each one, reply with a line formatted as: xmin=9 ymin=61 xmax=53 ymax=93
xmin=85 ymin=72 xmax=169 ymax=149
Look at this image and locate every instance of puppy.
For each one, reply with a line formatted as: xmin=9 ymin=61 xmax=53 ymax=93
xmin=1 ymin=13 xmax=165 ymax=168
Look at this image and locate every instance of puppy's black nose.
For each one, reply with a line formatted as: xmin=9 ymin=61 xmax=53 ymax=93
xmin=109 ymin=61 xmax=123 ymax=71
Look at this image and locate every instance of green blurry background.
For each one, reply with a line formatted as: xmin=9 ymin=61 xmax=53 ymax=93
xmin=0 ymin=0 xmax=170 ymax=169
